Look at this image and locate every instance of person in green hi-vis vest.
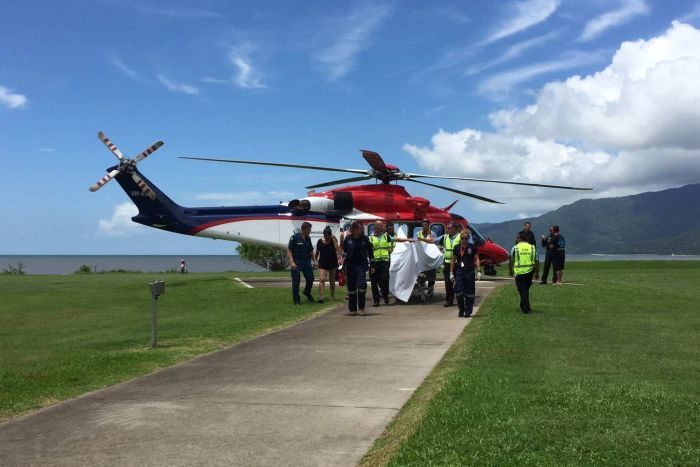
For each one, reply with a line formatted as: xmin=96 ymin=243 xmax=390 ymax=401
xmin=369 ymin=220 xmax=413 ymax=307
xmin=509 ymin=232 xmax=540 ymax=314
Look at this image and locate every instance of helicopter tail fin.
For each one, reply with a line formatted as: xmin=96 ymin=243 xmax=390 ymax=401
xmin=444 ymin=200 xmax=459 ymax=212
xmin=111 ymin=166 xmax=185 ymax=230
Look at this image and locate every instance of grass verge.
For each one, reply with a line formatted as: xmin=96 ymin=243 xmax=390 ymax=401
xmin=362 ymin=261 xmax=700 ymax=466
xmin=0 ymin=272 xmax=332 ymax=421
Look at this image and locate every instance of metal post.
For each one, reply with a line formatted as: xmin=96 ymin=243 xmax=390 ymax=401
xmin=149 ymin=280 xmax=165 ymax=348
xmin=151 ymin=294 xmax=158 ymax=347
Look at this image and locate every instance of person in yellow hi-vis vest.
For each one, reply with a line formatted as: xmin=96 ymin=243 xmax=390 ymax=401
xmin=509 ymin=232 xmax=540 ymax=314
xmin=369 ymin=221 xmax=412 ymax=306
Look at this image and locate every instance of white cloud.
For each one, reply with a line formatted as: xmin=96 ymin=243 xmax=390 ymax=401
xmin=99 ymin=203 xmax=144 ymax=236
xmin=229 ymin=45 xmax=267 ymax=89
xmin=38 ymin=147 xmax=55 ymax=153
xmin=110 ymin=57 xmax=144 ymax=81
xmin=404 ymin=21 xmax=700 ymax=213
xmin=314 ymin=4 xmax=392 ymax=80
xmin=201 ymin=76 xmax=229 ymax=84
xmin=195 ymin=191 xmax=295 ymax=204
xmin=424 ymin=105 xmax=446 ymax=117
xmin=156 ymin=75 xmax=200 ymax=95
xmin=465 ymin=30 xmax=560 ymax=76
xmin=134 ymin=5 xmax=220 ymax=18
xmin=483 ymin=0 xmax=559 ymax=44
xmin=0 ymin=85 xmax=27 ymax=109
xmin=478 ymin=50 xmax=605 ymax=97
xmin=491 ymin=21 xmax=700 ymax=150
xmin=581 ymin=0 xmax=649 ymax=41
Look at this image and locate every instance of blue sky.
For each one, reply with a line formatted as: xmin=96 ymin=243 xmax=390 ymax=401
xmin=2 ymin=0 xmax=700 ymax=254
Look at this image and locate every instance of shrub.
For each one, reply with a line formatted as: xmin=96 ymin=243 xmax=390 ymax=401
xmin=3 ymin=262 xmax=26 ymax=275
xmin=236 ymin=243 xmax=290 ymax=271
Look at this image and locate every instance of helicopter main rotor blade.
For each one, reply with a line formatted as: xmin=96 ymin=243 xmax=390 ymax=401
xmin=407 ymin=179 xmax=504 ymax=204
xmin=406 ymin=173 xmax=592 ymax=191
xmin=180 ymin=157 xmax=368 ymax=175
xmin=305 ymin=175 xmax=374 ymax=189
xmin=360 ymin=150 xmax=388 ymax=173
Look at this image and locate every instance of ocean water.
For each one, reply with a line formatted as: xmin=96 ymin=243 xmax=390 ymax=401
xmin=0 ymin=255 xmax=266 ymax=275
xmin=1 ymin=254 xmax=698 ymax=275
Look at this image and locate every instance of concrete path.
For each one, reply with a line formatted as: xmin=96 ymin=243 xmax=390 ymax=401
xmin=0 ymin=281 xmax=499 ymax=467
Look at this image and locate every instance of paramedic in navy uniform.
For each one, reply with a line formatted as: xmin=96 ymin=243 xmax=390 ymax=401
xmin=450 ymin=230 xmax=481 ymax=318
xmin=287 ymin=222 xmax=317 ymax=305
xmin=343 ymin=220 xmax=373 ymax=316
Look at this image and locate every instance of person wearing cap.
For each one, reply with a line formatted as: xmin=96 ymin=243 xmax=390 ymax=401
xmin=450 ymin=230 xmax=480 ymax=317
xmin=416 ymin=219 xmax=437 ymax=298
xmin=509 ymin=232 xmax=540 ymax=313
xmin=343 ymin=220 xmax=373 ymax=316
xmin=287 ymin=222 xmax=317 ymax=305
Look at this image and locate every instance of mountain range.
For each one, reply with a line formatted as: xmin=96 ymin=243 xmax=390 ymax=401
xmin=474 ymin=183 xmax=700 ymax=255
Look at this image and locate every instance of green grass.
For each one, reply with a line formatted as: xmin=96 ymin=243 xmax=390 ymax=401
xmin=0 ymin=272 xmax=331 ymax=420
xmin=364 ymin=261 xmax=700 ymax=466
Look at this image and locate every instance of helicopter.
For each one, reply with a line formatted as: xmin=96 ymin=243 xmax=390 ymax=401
xmin=89 ymin=132 xmax=591 ymax=275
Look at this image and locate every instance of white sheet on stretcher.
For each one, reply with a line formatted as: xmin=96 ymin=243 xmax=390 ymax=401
xmin=389 ymin=226 xmax=444 ymax=302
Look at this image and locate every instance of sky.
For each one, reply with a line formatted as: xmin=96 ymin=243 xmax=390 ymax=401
xmin=1 ymin=0 xmax=700 ymax=254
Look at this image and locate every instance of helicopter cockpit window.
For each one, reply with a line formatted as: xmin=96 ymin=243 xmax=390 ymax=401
xmin=468 ymin=224 xmax=486 ymax=246
xmin=430 ymin=223 xmax=445 ymax=238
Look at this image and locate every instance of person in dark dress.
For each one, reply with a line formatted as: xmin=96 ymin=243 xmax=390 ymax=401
xmin=540 ymin=225 xmax=556 ymax=284
xmin=343 ymin=221 xmax=373 ymax=316
xmin=287 ymin=222 xmax=317 ymax=305
xmin=315 ymin=227 xmax=341 ymax=302
xmin=450 ymin=231 xmax=480 ymax=318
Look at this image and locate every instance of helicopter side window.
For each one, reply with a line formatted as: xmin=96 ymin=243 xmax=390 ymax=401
xmin=430 ymin=223 xmax=445 ymax=238
xmin=394 ymin=223 xmax=409 ymax=237
xmin=412 ymin=226 xmax=423 ymax=239
xmin=367 ymin=223 xmax=376 ymax=236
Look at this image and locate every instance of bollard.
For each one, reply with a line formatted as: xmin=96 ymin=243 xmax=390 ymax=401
xmin=149 ymin=280 xmax=166 ymax=347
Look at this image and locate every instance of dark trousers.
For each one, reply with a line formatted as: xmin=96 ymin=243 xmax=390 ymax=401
xmin=515 ymin=271 xmax=534 ymax=313
xmin=442 ymin=265 xmax=454 ymax=303
xmin=346 ymin=265 xmax=367 ymax=312
xmin=541 ymin=251 xmax=555 ymax=283
xmin=454 ymin=268 xmax=476 ymax=316
xmin=291 ymin=261 xmax=314 ymax=304
xmin=370 ymin=261 xmax=390 ymax=304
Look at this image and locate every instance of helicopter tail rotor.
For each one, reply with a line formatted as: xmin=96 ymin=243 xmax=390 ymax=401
xmin=89 ymin=131 xmax=164 ymax=199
